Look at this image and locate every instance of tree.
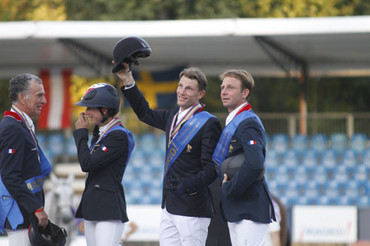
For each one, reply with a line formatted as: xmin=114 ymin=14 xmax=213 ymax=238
xmin=236 ymin=0 xmax=370 ymax=17
xmin=0 ymin=0 xmax=66 ymax=21
xmin=0 ymin=81 xmax=11 ymax=114
xmin=0 ymin=0 xmax=34 ymax=21
xmin=61 ymin=0 xmax=370 ymax=20
xmin=2 ymin=0 xmax=369 ymax=22
xmin=63 ymin=0 xmax=239 ymax=20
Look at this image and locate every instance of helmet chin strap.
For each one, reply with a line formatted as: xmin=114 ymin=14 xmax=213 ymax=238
xmin=98 ymin=107 xmax=108 ymax=123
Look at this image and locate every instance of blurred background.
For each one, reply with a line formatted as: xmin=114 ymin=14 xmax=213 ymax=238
xmin=0 ymin=0 xmax=370 ymax=245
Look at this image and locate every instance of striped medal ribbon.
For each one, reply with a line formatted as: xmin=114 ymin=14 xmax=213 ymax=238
xmin=169 ymin=102 xmax=203 ymax=141
xmin=94 ymin=118 xmax=122 ymax=145
xmin=11 ymin=105 xmax=40 ymax=163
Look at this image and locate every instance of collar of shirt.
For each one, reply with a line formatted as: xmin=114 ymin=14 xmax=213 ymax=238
xmin=177 ymin=106 xmax=193 ymax=125
xmin=99 ymin=118 xmax=116 ymax=136
xmin=225 ymin=102 xmax=249 ymax=126
xmin=169 ymin=106 xmax=193 ymax=140
xmin=11 ymin=107 xmax=35 ymax=133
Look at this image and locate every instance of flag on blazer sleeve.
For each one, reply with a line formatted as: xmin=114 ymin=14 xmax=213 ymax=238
xmin=38 ymin=69 xmax=72 ymax=129
xmin=131 ymin=66 xmax=185 ymax=109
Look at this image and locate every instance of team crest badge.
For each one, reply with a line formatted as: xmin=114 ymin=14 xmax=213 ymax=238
xmin=186 ymin=144 xmax=192 ymax=152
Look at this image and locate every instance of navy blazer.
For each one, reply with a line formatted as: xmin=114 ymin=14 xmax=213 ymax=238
xmin=220 ymin=112 xmax=276 ymax=223
xmin=73 ymin=127 xmax=130 ymax=222
xmin=0 ymin=113 xmax=45 ymax=229
xmin=122 ymin=85 xmax=221 ymax=218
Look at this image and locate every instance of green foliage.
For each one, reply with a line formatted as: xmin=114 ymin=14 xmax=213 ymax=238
xmin=0 ymin=0 xmax=34 ymax=21
xmin=251 ymin=77 xmax=300 ymax=112
xmin=203 ymin=76 xmax=302 ymax=113
xmin=0 ymin=80 xmax=11 ymax=115
xmin=202 ymin=76 xmax=223 ymax=113
xmin=1 ymin=0 xmax=369 ymax=21
xmin=63 ymin=0 xmax=238 ymax=20
xmin=307 ymin=77 xmax=370 ymax=112
xmin=0 ymin=0 xmax=66 ymax=21
xmin=61 ymin=0 xmax=370 ymax=20
xmin=236 ymin=0 xmax=370 ymax=18
xmin=203 ymin=75 xmax=370 ymax=113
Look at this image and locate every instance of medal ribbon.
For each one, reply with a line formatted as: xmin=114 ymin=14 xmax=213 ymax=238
xmin=11 ymin=105 xmax=40 ymax=162
xmin=164 ymin=111 xmax=214 ymax=180
xmin=170 ymin=103 xmax=203 ymax=140
xmin=90 ymin=118 xmax=122 ymax=153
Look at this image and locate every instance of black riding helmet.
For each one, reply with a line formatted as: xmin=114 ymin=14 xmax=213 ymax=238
xmin=76 ymin=83 xmax=120 ymax=123
xmin=76 ymin=83 xmax=120 ymax=109
xmin=112 ymin=36 xmax=151 ymax=73
xmin=28 ymin=215 xmax=67 ymax=246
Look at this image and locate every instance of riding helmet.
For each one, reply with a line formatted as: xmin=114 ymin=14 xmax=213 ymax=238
xmin=28 ymin=218 xmax=67 ymax=246
xmin=112 ymin=36 xmax=151 ymax=73
xmin=76 ymin=83 xmax=120 ymax=109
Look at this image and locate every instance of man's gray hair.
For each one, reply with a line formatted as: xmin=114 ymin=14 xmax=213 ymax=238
xmin=9 ymin=73 xmax=42 ymax=103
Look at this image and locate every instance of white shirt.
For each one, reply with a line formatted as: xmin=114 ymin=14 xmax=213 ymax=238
xmin=225 ymin=102 xmax=249 ymax=126
xmin=99 ymin=118 xmax=116 ymax=136
xmin=169 ymin=106 xmax=192 ymax=140
xmin=177 ymin=106 xmax=192 ymax=125
xmin=11 ymin=107 xmax=35 ymax=133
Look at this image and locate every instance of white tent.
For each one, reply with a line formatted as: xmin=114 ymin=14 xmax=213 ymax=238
xmin=0 ymin=16 xmax=369 ymax=78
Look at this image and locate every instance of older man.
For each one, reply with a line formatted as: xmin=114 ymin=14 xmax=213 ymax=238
xmin=0 ymin=73 xmax=50 ymax=246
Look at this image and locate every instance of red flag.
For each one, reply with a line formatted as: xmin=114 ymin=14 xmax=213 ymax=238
xmin=38 ymin=69 xmax=72 ymax=129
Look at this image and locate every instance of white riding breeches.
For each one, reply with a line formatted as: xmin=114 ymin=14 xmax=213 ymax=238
xmin=159 ymin=208 xmax=211 ymax=246
xmin=6 ymin=229 xmax=31 ymax=246
xmin=84 ymin=220 xmax=124 ymax=246
xmin=228 ymin=219 xmax=268 ymax=246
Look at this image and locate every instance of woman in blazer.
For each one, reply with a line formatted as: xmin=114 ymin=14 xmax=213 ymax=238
xmin=73 ymin=83 xmax=134 ymax=246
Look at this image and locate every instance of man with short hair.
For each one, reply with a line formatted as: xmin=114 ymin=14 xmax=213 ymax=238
xmin=0 ymin=73 xmax=50 ymax=245
xmin=213 ymin=69 xmax=276 ymax=245
xmin=116 ymin=64 xmax=221 ymax=246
